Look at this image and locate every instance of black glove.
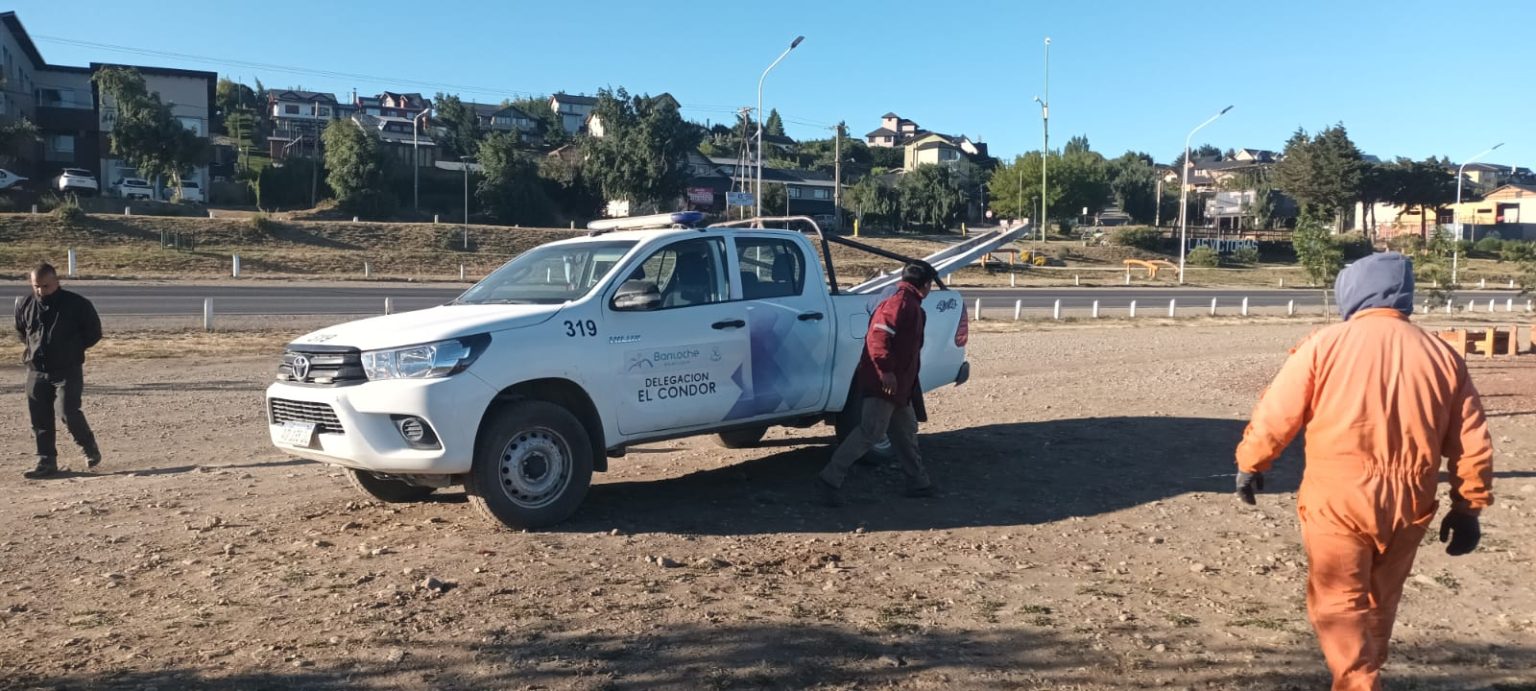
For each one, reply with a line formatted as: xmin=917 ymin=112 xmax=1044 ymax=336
xmin=1438 ymin=511 xmax=1481 ymax=556
xmin=1236 ymin=471 xmax=1265 ymax=505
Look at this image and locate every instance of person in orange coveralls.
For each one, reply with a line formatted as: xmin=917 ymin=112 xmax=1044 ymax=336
xmin=1234 ymin=251 xmax=1493 ymax=691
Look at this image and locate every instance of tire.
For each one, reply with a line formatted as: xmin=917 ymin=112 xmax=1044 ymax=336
xmin=346 ymin=469 xmax=436 ymax=503
xmin=465 ymin=400 xmax=593 ymax=530
xmin=834 ymin=392 xmax=896 ymax=464
xmin=714 ymin=426 xmax=768 ymax=449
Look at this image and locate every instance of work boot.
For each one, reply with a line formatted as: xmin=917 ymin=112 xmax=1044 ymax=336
xmin=23 ymin=460 xmax=58 ymax=480
xmin=814 ymin=478 xmax=846 ymax=508
xmin=903 ymin=482 xmax=937 ymax=499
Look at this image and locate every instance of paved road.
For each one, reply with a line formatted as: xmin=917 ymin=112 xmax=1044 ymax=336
xmin=2 ymin=283 xmax=1525 ymax=317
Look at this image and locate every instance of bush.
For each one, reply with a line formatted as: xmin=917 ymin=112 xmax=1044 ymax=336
xmin=1335 ymin=233 xmax=1373 ymax=260
xmin=1231 ymin=247 xmax=1260 ymax=265
xmin=250 ymin=212 xmax=279 ymax=234
xmin=1111 ymin=227 xmax=1163 ymax=250
xmin=1500 ymin=241 xmax=1536 ymax=263
xmin=1187 ymin=246 xmax=1220 ymax=267
xmin=1474 ymin=237 xmax=1505 ymax=256
xmin=1386 ymin=234 xmax=1424 ymax=255
xmin=51 ymin=196 xmax=86 ymax=224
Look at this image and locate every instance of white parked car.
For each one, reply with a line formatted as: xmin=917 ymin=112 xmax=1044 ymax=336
xmin=56 ymin=168 xmax=98 ymax=195
xmin=116 ymin=178 xmax=154 ymax=200
xmin=169 ymin=180 xmax=204 ymax=203
xmin=264 ymin=212 xmax=1026 ymax=529
xmin=0 ymin=168 xmax=27 ymax=191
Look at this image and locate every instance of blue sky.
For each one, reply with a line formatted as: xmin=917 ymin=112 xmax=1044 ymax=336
xmin=13 ymin=0 xmax=1533 ymax=168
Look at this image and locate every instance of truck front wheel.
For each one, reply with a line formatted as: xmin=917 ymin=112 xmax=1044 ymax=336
xmin=346 ymin=469 xmax=436 ymax=503
xmin=466 ymin=400 xmax=594 ymax=530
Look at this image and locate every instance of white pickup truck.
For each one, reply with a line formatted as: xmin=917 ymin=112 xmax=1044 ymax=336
xmin=265 ymin=214 xmax=1026 ymax=529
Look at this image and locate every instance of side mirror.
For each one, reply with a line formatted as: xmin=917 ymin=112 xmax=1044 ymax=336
xmin=612 ymin=280 xmax=661 ymax=311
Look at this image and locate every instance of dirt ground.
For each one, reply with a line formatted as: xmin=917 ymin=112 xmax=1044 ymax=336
xmin=0 ymin=322 xmax=1533 ymax=690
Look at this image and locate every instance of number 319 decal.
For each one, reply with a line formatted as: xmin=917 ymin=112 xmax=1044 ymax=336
xmin=565 ymin=320 xmax=598 ymax=338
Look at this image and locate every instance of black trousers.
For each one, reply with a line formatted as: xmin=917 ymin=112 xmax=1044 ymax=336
xmin=26 ymin=367 xmax=99 ymax=466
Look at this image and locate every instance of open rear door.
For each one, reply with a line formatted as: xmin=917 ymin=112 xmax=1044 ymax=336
xmin=846 ymin=223 xmax=1033 ymax=295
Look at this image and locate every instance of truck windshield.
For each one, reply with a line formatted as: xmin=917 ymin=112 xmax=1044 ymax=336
xmin=455 ymin=241 xmax=637 ymax=305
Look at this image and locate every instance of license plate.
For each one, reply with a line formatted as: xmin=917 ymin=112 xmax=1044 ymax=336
xmin=278 ymin=421 xmax=318 ymax=447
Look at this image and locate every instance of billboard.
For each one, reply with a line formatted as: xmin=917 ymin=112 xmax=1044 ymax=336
xmin=687 ymin=187 xmax=715 ymax=205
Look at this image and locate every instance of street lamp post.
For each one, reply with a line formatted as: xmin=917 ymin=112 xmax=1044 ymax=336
xmin=460 ymin=155 xmax=474 ymax=250
xmin=1452 ymin=142 xmax=1504 ymax=285
xmin=413 ymin=109 xmax=431 ymax=211
xmin=1035 ymin=36 xmax=1050 ymax=243
xmin=756 ymin=35 xmax=804 ymax=217
xmin=1178 ymin=105 xmax=1234 ymax=284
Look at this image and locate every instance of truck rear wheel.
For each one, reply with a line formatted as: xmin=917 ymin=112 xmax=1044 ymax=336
xmin=347 ymin=469 xmax=436 ymax=503
xmin=466 ymin=400 xmax=593 ymax=530
xmin=714 ymin=426 xmax=768 ymax=449
xmin=834 ymin=393 xmax=896 ymax=464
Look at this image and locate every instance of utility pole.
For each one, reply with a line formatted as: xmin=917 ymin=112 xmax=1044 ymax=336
xmin=1154 ymin=176 xmax=1162 ymax=227
xmin=1039 ymin=37 xmax=1050 ymax=242
xmin=833 ymin=121 xmax=843 ymax=232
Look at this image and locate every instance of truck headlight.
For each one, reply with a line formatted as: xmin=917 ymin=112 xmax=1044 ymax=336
xmin=361 ymin=334 xmax=489 ymax=381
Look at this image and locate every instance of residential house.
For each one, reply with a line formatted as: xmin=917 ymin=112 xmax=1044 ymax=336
xmin=356 ymin=91 xmax=429 ymax=119
xmin=1444 ymin=183 xmax=1536 ymax=240
xmin=351 ymin=112 xmax=436 ymax=168
xmin=469 ymin=102 xmax=539 ymax=140
xmin=1232 ymin=148 xmax=1277 ymax=163
xmin=266 ymin=89 xmax=341 ymax=160
xmin=865 ymin=112 xmax=920 ymax=148
xmin=902 ymin=132 xmax=987 ymax=171
xmin=1457 ymin=162 xmax=1526 ymax=194
xmin=550 ymin=92 xmax=597 ymax=134
xmin=693 ymin=155 xmax=838 ymax=217
xmin=1 ymin=11 xmax=98 ymax=176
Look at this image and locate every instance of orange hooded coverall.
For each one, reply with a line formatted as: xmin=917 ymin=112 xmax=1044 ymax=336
xmin=1235 ymin=256 xmax=1494 ymax=691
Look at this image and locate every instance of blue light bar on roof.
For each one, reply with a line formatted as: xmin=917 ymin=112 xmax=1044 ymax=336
xmin=586 ymin=211 xmax=704 ymax=232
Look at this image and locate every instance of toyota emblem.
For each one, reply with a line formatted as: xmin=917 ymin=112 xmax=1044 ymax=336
xmin=292 ymin=355 xmax=311 ymax=380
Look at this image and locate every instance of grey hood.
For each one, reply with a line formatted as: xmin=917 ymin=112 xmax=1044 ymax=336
xmin=1335 ymin=252 xmax=1414 ymax=320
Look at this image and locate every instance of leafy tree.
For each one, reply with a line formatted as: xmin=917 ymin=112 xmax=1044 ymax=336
xmin=843 ymin=176 xmax=899 ymax=230
xmin=987 ymin=153 xmax=1046 ymax=220
xmin=322 ymin=118 xmax=395 ymax=217
xmin=870 ymin=146 xmax=904 ymax=172
xmin=1169 ymin=143 xmax=1221 ymax=166
xmin=0 ymin=117 xmax=38 ymax=166
xmin=433 ymin=93 xmax=484 ymax=159
xmin=92 ymin=67 xmax=210 ymax=197
xmin=899 ymin=164 xmax=965 ymax=232
xmin=1064 ymin=135 xmax=1091 ymax=156
xmin=1292 ymin=209 xmax=1344 ymax=285
xmin=508 ymin=96 xmax=566 ymax=146
xmin=764 ymin=108 xmax=785 ymax=137
xmin=1384 ymin=158 xmax=1455 ymax=238
xmin=1416 ymin=225 xmax=1459 ymax=307
xmin=1274 ymin=124 xmax=1363 ymax=228
xmin=538 ymin=153 xmax=603 ymax=222
xmin=579 ymin=88 xmax=702 ymax=212
xmin=1051 ymin=149 xmax=1111 ymax=227
xmin=215 ymin=79 xmax=256 ymax=119
xmin=795 ymin=133 xmax=873 ymax=177
xmin=476 ymin=132 xmax=550 ymax=224
xmin=1107 ymin=151 xmax=1158 ymax=224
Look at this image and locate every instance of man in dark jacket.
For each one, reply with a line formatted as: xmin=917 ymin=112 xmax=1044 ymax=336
xmin=14 ymin=263 xmax=102 ymax=478
xmin=816 ymin=262 xmax=936 ymax=505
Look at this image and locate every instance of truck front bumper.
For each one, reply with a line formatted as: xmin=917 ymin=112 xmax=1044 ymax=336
xmin=265 ymin=373 xmax=498 ymax=475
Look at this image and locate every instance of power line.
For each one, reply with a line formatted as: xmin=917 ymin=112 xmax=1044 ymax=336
xmin=32 ymin=34 xmax=836 ymax=131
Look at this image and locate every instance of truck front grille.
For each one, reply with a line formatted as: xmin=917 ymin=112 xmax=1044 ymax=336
xmin=269 ymin=398 xmax=345 ymax=435
xmin=277 ymin=347 xmax=366 ymax=386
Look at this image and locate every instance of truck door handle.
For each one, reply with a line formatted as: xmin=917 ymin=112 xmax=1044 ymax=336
xmin=712 ymin=319 xmax=746 ymax=330
xmin=797 ymin=311 xmax=824 ymax=321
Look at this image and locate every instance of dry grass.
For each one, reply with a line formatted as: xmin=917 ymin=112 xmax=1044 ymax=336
xmin=84 ymin=329 xmax=297 ymax=360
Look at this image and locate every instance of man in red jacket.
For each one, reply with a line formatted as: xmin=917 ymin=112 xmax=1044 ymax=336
xmin=816 ymin=262 xmax=937 ymax=506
